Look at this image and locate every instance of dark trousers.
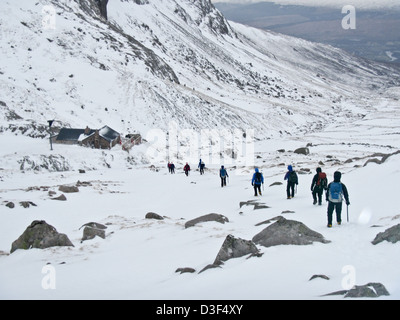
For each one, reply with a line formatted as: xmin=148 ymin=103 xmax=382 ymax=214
xmin=254 ymin=184 xmax=262 ymax=196
xmin=287 ymin=182 xmax=295 ymax=198
xmin=327 ymin=201 xmax=343 ymax=225
xmin=312 ymin=187 xmax=323 ymax=204
xmin=221 ymin=177 xmax=227 ymax=187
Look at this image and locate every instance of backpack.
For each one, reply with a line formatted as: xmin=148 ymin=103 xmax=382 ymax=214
xmin=317 ymin=172 xmax=327 ymax=189
xmin=329 ymin=182 xmax=343 ymax=203
xmin=288 ymin=171 xmax=297 ymax=183
xmin=255 ymin=172 xmax=262 ymax=184
xmin=220 ymin=168 xmax=227 ymax=177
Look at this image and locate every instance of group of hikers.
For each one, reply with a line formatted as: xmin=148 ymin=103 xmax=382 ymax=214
xmin=167 ymin=160 xmax=350 ymax=228
xmin=256 ymin=165 xmax=350 ymax=228
xmin=167 ymin=160 xmax=205 ymax=176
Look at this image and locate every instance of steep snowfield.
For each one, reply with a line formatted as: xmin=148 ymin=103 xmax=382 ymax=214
xmin=0 ymin=0 xmax=400 ymax=301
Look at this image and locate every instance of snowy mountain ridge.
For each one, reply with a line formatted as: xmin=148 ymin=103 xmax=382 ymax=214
xmin=1 ymin=0 xmax=399 ymax=144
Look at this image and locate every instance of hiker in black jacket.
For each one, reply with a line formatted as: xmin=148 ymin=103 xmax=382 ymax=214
xmin=326 ymin=171 xmax=350 ymax=228
xmin=311 ymin=167 xmax=327 ymax=205
xmin=284 ymin=165 xmax=298 ymax=199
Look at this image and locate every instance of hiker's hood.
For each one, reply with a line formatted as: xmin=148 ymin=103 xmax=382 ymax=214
xmin=334 ymin=171 xmax=342 ymax=182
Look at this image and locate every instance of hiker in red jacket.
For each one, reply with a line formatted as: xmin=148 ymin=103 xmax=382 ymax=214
xmin=311 ymin=167 xmax=328 ymax=205
xmin=184 ymin=163 xmax=190 ymax=176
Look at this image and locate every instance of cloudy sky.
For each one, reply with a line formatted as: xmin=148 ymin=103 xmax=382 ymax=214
xmin=211 ymin=0 xmax=400 ymax=10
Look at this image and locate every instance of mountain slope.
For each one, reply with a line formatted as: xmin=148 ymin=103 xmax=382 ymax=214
xmin=1 ymin=0 xmax=399 ymax=144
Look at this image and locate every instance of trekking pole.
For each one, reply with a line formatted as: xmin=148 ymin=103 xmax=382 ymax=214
xmin=347 ymin=204 xmax=349 ymax=223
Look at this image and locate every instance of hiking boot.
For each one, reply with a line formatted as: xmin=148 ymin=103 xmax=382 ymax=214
xmin=327 ymin=224 xmax=332 ymax=228
xmin=337 ymin=221 xmax=341 ymax=225
xmin=313 ymin=200 xmax=317 ymax=205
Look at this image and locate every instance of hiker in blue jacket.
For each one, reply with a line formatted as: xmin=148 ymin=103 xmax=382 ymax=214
xmin=284 ymin=165 xmax=298 ymax=199
xmin=198 ymin=159 xmax=205 ymax=175
xmin=326 ymin=171 xmax=350 ymax=228
xmin=219 ymin=165 xmax=229 ymax=187
xmin=252 ymin=168 xmax=264 ymax=196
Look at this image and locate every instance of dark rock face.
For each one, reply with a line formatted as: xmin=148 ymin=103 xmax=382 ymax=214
xmin=11 ymin=220 xmax=74 ymax=253
xmin=372 ymin=224 xmax=400 ymax=245
xmin=252 ymin=217 xmax=330 ymax=247
xmin=96 ymin=0 xmax=109 ymax=20
xmin=184 ymin=213 xmax=229 ymax=229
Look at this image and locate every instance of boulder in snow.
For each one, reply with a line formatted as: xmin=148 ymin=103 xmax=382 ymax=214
xmin=175 ymin=267 xmax=196 ymax=274
xmin=58 ymin=185 xmax=79 ymax=193
xmin=371 ymin=223 xmax=400 ymax=245
xmin=324 ymin=282 xmax=390 ymax=298
xmin=294 ymin=147 xmax=310 ymax=155
xmin=80 ymin=222 xmax=107 ymax=241
xmin=184 ymin=213 xmax=229 ymax=229
xmin=213 ymin=234 xmax=260 ymax=266
xmin=11 ymin=220 xmax=74 ymax=253
xmin=145 ymin=212 xmax=164 ymax=220
xmin=252 ymin=217 xmax=330 ymax=247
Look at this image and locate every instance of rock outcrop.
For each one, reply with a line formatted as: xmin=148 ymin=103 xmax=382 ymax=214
xmin=11 ymin=220 xmax=74 ymax=253
xmin=252 ymin=217 xmax=330 ymax=247
xmin=324 ymin=283 xmax=390 ymax=298
xmin=371 ymin=224 xmax=400 ymax=245
xmin=213 ymin=234 xmax=260 ymax=265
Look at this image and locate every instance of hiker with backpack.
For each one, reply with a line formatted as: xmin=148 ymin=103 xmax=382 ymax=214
xmin=284 ymin=165 xmax=298 ymax=199
xmin=168 ymin=162 xmax=175 ymax=174
xmin=326 ymin=171 xmax=350 ymax=228
xmin=184 ymin=163 xmax=190 ymax=176
xmin=219 ymin=165 xmax=229 ymax=187
xmin=251 ymin=168 xmax=264 ymax=196
xmin=311 ymin=167 xmax=328 ymax=205
xmin=198 ymin=159 xmax=205 ymax=175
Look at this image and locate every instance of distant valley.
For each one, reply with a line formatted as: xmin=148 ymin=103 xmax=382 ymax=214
xmin=215 ymin=2 xmax=400 ymax=64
